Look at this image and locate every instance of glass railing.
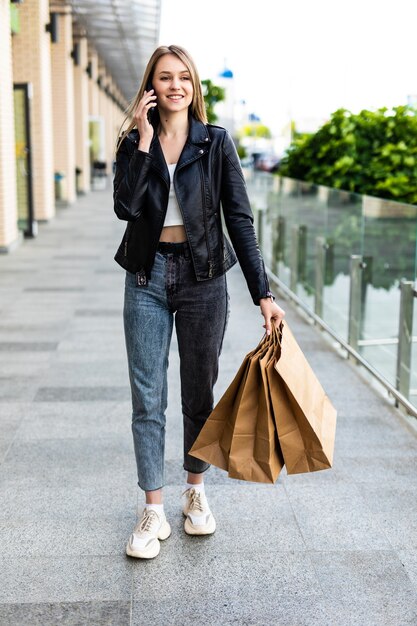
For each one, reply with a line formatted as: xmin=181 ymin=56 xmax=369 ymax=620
xmin=245 ymin=171 xmax=417 ymax=415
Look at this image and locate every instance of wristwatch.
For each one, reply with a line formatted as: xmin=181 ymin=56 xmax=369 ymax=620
xmin=262 ymin=290 xmax=276 ymax=302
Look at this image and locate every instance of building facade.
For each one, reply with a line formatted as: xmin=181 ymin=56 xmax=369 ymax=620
xmin=0 ymin=0 xmax=160 ymax=252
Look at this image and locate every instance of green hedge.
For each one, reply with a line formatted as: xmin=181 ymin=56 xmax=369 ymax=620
xmin=278 ymin=106 xmax=417 ymax=205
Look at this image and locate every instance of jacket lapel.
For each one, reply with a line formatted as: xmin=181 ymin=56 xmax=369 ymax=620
xmin=149 ymin=134 xmax=170 ymax=188
xmin=177 ymin=116 xmax=211 ymax=171
xmin=149 ymin=115 xmax=212 ymax=181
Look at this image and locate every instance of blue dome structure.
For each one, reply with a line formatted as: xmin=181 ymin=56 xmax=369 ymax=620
xmin=219 ymin=67 xmax=234 ymax=79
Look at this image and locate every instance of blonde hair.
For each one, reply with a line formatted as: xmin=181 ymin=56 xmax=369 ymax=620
xmin=114 ymin=45 xmax=207 ymax=153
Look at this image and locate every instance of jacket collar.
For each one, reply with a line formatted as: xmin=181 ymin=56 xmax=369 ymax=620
xmin=149 ymin=114 xmax=211 ymax=185
xmin=186 ymin=114 xmax=211 ymax=145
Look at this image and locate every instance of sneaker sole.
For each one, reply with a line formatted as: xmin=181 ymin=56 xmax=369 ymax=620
xmin=184 ymin=514 xmax=216 ymax=536
xmin=125 ymin=520 xmax=171 ymax=559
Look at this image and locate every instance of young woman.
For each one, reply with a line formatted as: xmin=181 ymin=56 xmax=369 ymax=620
xmin=113 ymin=45 xmax=285 ymax=559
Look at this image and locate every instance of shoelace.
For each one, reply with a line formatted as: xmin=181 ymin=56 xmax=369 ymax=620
xmin=137 ymin=509 xmax=159 ymax=533
xmin=187 ymin=488 xmax=204 ymax=513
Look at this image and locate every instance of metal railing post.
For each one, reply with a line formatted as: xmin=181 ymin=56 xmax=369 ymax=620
xmin=396 ymin=280 xmax=414 ymax=399
xmin=315 ymin=237 xmax=326 ymax=318
xmin=290 ymin=225 xmax=299 ymax=292
xmin=298 ymin=225 xmax=307 ymax=283
xmin=277 ymin=216 xmax=285 ymax=262
xmin=271 ymin=216 xmax=279 ymax=275
xmin=348 ymin=255 xmax=363 ymax=353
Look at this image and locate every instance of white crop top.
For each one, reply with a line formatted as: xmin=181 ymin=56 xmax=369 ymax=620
xmin=163 ymin=163 xmax=184 ymax=227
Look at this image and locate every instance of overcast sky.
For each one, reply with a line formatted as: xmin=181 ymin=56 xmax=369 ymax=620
xmin=159 ymin=0 xmax=417 ymax=135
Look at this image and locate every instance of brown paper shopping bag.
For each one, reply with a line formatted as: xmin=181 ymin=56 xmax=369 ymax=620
xmin=188 ymin=340 xmax=264 ymax=470
xmin=255 ymin=334 xmax=285 ymax=480
xmin=228 ymin=332 xmax=284 ymax=483
xmin=190 ymin=319 xmax=336 ymax=481
xmin=269 ymin=321 xmax=337 ymax=473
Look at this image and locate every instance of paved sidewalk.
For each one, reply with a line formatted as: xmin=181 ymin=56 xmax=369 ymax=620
xmin=0 ymin=184 xmax=417 ymax=625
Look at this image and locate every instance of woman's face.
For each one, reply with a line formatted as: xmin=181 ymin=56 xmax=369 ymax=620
xmin=151 ymin=54 xmax=194 ymax=116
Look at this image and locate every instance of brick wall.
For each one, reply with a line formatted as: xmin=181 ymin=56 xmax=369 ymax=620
xmin=12 ymin=0 xmax=55 ymax=221
xmin=51 ymin=5 xmax=76 ymax=204
xmin=0 ymin=0 xmax=19 ymax=250
xmin=73 ymin=37 xmax=90 ymax=193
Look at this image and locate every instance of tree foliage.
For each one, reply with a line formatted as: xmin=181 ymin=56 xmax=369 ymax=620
xmin=278 ymin=106 xmax=417 ymax=204
xmin=201 ymin=79 xmax=225 ymax=124
xmin=239 ymin=123 xmax=272 ymax=139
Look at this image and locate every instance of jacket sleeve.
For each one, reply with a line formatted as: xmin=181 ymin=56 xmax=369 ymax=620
xmin=220 ymin=131 xmax=270 ymax=305
xmin=113 ymin=135 xmax=153 ymax=221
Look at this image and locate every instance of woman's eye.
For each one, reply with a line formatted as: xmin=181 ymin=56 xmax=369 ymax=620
xmin=158 ymin=75 xmax=190 ymax=81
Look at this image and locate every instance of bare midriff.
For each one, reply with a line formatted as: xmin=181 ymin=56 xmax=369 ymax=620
xmin=159 ymin=225 xmax=187 ymax=243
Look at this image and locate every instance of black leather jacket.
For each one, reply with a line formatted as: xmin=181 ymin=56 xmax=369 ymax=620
xmin=113 ymin=114 xmax=270 ymax=304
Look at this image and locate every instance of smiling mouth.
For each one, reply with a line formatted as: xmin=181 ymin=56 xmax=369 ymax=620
xmin=167 ymin=95 xmax=184 ymax=100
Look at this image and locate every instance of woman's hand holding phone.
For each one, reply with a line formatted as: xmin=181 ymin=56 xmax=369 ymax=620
xmin=134 ymin=88 xmax=157 ymax=152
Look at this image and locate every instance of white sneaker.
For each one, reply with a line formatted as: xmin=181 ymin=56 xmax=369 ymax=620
xmin=126 ymin=507 xmax=171 ymax=559
xmin=182 ymin=487 xmax=216 ymax=535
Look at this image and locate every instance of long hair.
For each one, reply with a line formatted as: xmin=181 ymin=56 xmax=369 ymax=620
xmin=114 ymin=45 xmax=207 ymax=154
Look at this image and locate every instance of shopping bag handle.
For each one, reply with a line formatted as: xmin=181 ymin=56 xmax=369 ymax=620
xmin=261 ymin=320 xmax=283 ymax=345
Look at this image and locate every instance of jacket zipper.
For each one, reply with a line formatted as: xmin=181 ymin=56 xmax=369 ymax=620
xmin=123 ymin=220 xmax=136 ymax=258
xmin=150 ymin=168 xmax=171 ymax=250
xmin=152 ymin=150 xmax=210 ymax=277
xmin=198 ymin=160 xmax=214 ymax=278
xmin=172 ymin=168 xmax=199 ymax=272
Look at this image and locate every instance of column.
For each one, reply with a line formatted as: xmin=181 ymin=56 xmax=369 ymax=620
xmin=50 ymin=2 xmax=76 ymax=204
xmin=0 ymin=0 xmax=19 ymax=251
xmin=73 ymin=36 xmax=90 ymax=194
xmin=12 ymin=0 xmax=55 ymax=221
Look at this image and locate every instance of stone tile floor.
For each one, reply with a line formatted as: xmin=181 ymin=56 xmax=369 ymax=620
xmin=0 ymin=185 xmax=416 ymax=625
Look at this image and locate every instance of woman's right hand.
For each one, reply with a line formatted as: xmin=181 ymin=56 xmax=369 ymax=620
xmin=134 ymin=89 xmax=157 ymax=151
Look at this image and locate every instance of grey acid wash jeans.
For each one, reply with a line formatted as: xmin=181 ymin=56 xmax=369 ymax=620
xmin=123 ymin=242 xmax=229 ymax=492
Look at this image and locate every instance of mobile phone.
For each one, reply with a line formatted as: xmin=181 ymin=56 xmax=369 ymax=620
xmin=146 ymin=78 xmax=155 ymax=122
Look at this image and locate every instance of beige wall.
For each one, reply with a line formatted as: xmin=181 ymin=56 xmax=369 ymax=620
xmin=113 ymin=87 xmax=126 ymax=141
xmin=12 ymin=0 xmax=55 ymax=221
xmin=73 ymin=37 xmax=90 ymax=193
xmin=0 ymin=0 xmax=19 ymax=250
xmin=88 ymin=50 xmax=99 ymax=117
xmin=98 ymin=70 xmax=113 ymax=173
xmin=51 ymin=5 xmax=76 ymax=204
xmin=1 ymin=0 xmax=130 ymax=252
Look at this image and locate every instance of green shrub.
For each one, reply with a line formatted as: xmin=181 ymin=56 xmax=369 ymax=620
xmin=201 ymin=79 xmax=225 ymax=124
xmin=278 ymin=106 xmax=417 ymax=204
